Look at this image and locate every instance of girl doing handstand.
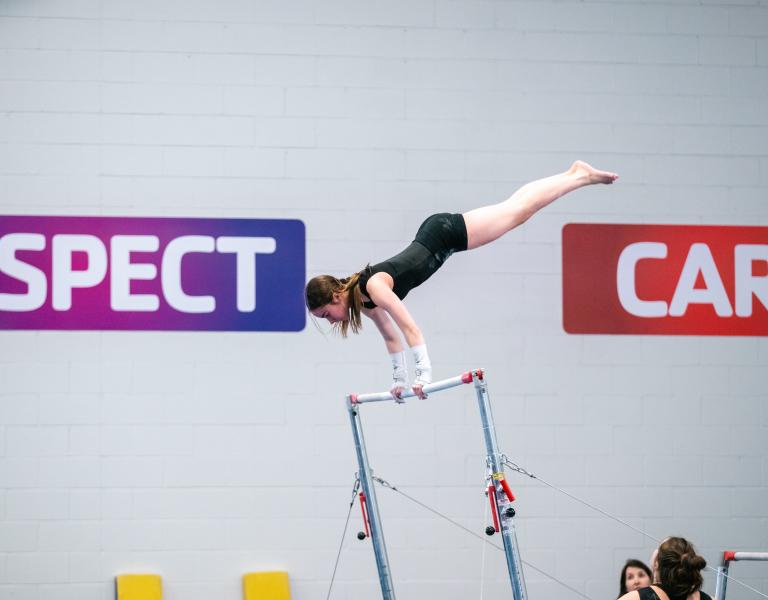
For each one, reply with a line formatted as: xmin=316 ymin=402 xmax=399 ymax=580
xmin=306 ymin=161 xmax=618 ymax=400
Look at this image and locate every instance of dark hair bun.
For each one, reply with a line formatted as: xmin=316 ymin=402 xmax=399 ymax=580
xmin=682 ymin=553 xmax=706 ymax=571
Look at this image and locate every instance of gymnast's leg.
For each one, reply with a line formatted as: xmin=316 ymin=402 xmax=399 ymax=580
xmin=462 ymin=160 xmax=618 ymax=250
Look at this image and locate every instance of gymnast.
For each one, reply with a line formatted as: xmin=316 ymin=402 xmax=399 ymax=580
xmin=306 ymin=161 xmax=618 ymax=400
xmin=618 ymin=537 xmax=713 ymax=600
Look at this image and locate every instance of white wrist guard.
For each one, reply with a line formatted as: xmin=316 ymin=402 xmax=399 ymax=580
xmin=411 ymin=343 xmax=432 ymax=386
xmin=390 ymin=351 xmax=408 ymax=390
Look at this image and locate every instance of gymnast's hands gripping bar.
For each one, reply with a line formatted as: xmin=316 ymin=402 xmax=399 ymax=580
xmin=348 ymin=370 xmax=481 ymax=405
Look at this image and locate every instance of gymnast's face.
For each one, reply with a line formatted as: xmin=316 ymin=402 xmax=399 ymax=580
xmin=310 ymin=293 xmax=347 ymax=324
xmin=624 ymin=566 xmax=651 ymax=592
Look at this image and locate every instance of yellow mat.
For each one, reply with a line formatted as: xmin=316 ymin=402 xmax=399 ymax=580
xmin=116 ymin=574 xmax=162 ymax=600
xmin=243 ymin=571 xmax=291 ymax=600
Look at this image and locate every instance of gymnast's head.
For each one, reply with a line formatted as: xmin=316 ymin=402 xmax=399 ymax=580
xmin=652 ymin=537 xmax=706 ymax=598
xmin=305 ymin=273 xmax=364 ymax=337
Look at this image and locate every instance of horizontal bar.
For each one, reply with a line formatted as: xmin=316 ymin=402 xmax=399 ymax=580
xmin=348 ymin=370 xmax=480 ymax=405
xmin=725 ymin=551 xmax=768 ymax=563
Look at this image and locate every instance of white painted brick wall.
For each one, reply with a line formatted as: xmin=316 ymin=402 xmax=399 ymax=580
xmin=0 ymin=1 xmax=767 ymax=599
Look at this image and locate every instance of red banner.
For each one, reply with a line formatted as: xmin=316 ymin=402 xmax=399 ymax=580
xmin=562 ymin=224 xmax=768 ymax=336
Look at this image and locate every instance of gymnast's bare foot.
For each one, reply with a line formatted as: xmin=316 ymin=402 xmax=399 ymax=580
xmin=570 ymin=160 xmax=619 ymax=184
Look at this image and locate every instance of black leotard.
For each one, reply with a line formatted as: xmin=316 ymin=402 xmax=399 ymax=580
xmin=637 ymin=587 xmax=712 ymax=600
xmin=358 ymin=213 xmax=468 ymax=309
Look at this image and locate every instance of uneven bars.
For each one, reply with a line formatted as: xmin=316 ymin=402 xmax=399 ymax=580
xmin=348 ymin=370 xmax=480 ymax=405
xmin=724 ymin=551 xmax=768 ymax=562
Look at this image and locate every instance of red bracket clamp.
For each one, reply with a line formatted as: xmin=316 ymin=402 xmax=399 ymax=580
xmin=359 ymin=491 xmax=371 ymax=538
xmin=488 ymin=484 xmax=500 ymax=532
xmin=461 ymin=369 xmax=484 ymax=384
xmin=499 ymin=478 xmax=515 ymax=502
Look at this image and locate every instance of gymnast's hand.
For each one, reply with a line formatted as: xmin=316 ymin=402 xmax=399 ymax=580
xmin=390 ymin=383 xmax=406 ymax=403
xmin=411 ymin=344 xmax=431 ymax=400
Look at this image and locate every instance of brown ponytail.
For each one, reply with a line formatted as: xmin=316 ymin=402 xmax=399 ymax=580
xmin=305 ymin=270 xmax=366 ymax=337
xmin=656 ymin=537 xmax=706 ymax=599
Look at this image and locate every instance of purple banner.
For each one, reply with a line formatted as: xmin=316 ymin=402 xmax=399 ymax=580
xmin=0 ymin=215 xmax=306 ymax=331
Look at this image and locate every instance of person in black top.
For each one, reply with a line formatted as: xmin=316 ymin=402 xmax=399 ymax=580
xmin=306 ymin=160 xmax=619 ymax=400
xmin=618 ymin=537 xmax=714 ymax=600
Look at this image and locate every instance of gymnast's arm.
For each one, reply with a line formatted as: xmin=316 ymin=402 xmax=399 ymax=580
xmin=363 ymin=274 xmax=424 ymax=348
xmin=363 ymin=305 xmax=410 ymax=399
xmin=362 ymin=305 xmax=404 ymax=353
xmin=365 ymin=275 xmax=431 ymax=399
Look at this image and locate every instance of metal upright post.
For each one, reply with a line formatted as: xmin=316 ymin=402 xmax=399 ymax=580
xmin=472 ymin=371 xmax=528 ymax=600
xmin=715 ymin=561 xmax=729 ymax=600
xmin=347 ymin=398 xmax=396 ymax=600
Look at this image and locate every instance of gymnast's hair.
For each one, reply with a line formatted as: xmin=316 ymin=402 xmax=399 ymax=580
xmin=656 ymin=537 xmax=706 ymax=599
xmin=305 ymin=271 xmax=365 ymax=337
